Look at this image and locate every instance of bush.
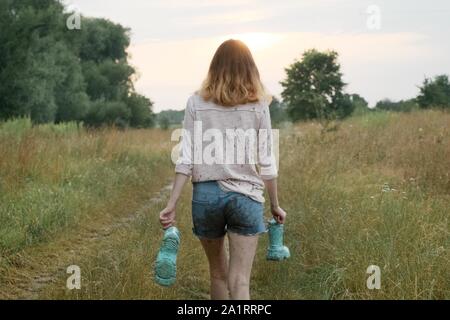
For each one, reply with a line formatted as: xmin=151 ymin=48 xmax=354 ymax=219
xmin=375 ymin=99 xmax=419 ymax=113
xmin=417 ymin=74 xmax=450 ymax=109
xmin=0 ymin=117 xmax=33 ymax=137
xmin=84 ymin=100 xmax=131 ymax=128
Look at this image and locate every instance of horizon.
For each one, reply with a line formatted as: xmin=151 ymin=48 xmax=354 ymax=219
xmin=65 ymin=0 xmax=450 ymax=112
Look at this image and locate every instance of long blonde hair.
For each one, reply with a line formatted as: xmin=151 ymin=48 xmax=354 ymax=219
xmin=199 ymin=39 xmax=268 ymax=107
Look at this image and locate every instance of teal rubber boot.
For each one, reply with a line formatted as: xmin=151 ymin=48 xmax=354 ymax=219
xmin=154 ymin=226 xmax=180 ymax=286
xmin=266 ymin=218 xmax=290 ymax=261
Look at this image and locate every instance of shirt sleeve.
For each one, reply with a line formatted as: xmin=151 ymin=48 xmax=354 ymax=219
xmin=258 ymin=99 xmax=278 ymax=180
xmin=175 ymin=96 xmax=195 ymax=176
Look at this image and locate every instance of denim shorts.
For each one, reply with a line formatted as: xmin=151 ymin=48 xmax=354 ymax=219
xmin=191 ymin=181 xmax=267 ymax=239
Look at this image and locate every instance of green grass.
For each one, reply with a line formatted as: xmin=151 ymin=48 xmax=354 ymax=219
xmin=0 ymin=120 xmax=172 ymax=254
xmin=0 ymin=111 xmax=449 ymax=299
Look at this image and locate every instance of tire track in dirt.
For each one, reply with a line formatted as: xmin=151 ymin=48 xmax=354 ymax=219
xmin=0 ymin=180 xmax=173 ymax=300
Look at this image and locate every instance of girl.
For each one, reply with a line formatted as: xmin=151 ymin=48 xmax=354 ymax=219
xmin=159 ymin=39 xmax=287 ymax=300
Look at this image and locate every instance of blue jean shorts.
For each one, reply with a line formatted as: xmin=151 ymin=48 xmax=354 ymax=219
xmin=191 ymin=181 xmax=267 ymax=239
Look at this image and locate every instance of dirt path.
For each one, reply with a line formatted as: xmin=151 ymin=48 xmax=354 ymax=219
xmin=0 ymin=181 xmax=173 ymax=300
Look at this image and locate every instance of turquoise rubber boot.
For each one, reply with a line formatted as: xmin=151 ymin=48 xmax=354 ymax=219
xmin=266 ymin=218 xmax=290 ymax=261
xmin=154 ymin=226 xmax=180 ymax=286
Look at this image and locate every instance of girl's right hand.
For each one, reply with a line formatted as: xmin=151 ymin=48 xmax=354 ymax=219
xmin=271 ymin=206 xmax=287 ymax=224
xmin=159 ymin=203 xmax=176 ymax=229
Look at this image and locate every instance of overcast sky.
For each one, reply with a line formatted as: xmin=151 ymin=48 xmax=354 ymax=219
xmin=65 ymin=0 xmax=450 ymax=112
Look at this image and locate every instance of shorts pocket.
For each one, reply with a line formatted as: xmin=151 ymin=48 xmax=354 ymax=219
xmin=191 ymin=199 xmax=226 ymax=239
xmin=225 ymin=195 xmax=265 ymax=234
xmin=192 ymin=199 xmax=211 ymax=206
xmin=192 ymin=191 xmax=219 ymax=206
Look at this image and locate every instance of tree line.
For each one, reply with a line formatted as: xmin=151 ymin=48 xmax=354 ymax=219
xmin=2 ymin=1 xmax=448 ymax=129
xmin=280 ymin=49 xmax=450 ymax=123
xmin=0 ymin=0 xmax=154 ymax=128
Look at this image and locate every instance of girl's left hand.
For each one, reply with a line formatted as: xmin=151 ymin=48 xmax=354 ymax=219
xmin=159 ymin=203 xmax=176 ymax=229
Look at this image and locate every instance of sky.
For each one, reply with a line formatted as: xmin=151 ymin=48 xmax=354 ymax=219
xmin=64 ymin=0 xmax=450 ymax=112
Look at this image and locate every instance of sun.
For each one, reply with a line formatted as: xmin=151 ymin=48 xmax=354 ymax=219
xmin=218 ymin=32 xmax=283 ymax=52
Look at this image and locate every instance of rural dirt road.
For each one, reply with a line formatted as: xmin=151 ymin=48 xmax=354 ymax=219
xmin=0 ymin=181 xmax=173 ymax=299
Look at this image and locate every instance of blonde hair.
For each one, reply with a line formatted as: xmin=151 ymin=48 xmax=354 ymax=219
xmin=199 ymin=39 xmax=269 ymax=107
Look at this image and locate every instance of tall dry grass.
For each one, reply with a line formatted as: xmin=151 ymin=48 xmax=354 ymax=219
xmin=0 ymin=119 xmax=173 ymax=254
xmin=32 ymin=110 xmax=449 ymax=300
xmin=264 ymin=110 xmax=449 ymax=299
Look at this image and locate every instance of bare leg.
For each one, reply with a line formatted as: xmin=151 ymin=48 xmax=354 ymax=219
xmin=200 ymin=237 xmax=229 ymax=300
xmin=227 ymin=232 xmax=259 ymax=300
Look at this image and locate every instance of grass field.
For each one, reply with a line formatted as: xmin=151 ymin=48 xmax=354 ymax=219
xmin=0 ymin=111 xmax=448 ymax=299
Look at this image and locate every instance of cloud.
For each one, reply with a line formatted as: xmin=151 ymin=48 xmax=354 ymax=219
xmin=150 ymin=0 xmax=256 ymax=8
xmin=174 ymin=10 xmax=269 ymax=26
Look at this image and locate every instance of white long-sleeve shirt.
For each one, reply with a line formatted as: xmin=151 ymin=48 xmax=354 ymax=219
xmin=175 ymin=94 xmax=278 ymax=203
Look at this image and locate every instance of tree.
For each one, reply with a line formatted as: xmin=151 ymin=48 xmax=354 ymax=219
xmin=417 ymin=75 xmax=450 ymax=109
xmin=82 ymin=59 xmax=134 ymax=101
xmin=375 ymin=98 xmax=418 ymax=112
xmin=0 ymin=0 xmax=67 ymax=122
xmin=78 ymin=18 xmax=130 ymax=63
xmin=78 ymin=18 xmax=155 ymax=127
xmin=84 ymin=100 xmax=130 ymax=128
xmin=156 ymin=110 xmax=184 ymax=127
xmin=0 ymin=0 xmax=155 ymax=127
xmin=281 ymin=49 xmax=351 ymax=122
xmin=127 ymin=93 xmax=155 ymax=128
xmin=268 ymin=97 xmax=288 ymax=125
xmin=349 ymin=94 xmax=371 ymax=116
xmin=159 ymin=116 xmax=170 ymax=130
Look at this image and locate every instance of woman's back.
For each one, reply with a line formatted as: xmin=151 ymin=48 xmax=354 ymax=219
xmin=175 ymin=93 xmax=277 ymax=202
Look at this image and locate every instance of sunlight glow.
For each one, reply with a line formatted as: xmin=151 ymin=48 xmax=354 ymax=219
xmin=218 ymin=32 xmax=284 ymax=52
